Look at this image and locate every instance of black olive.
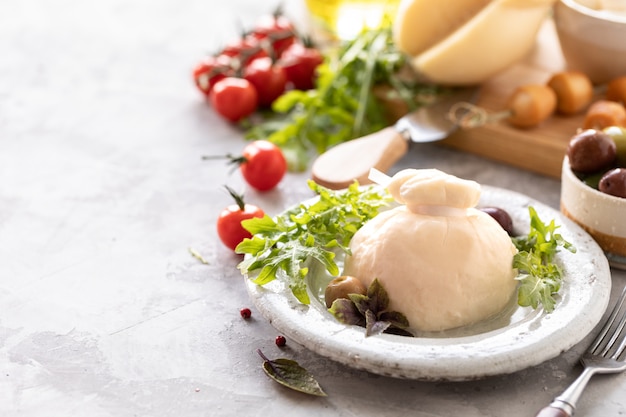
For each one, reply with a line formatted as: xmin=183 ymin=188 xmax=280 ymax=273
xmin=480 ymin=207 xmax=514 ymax=235
xmin=567 ymin=129 xmax=616 ymax=174
xmin=599 ymin=168 xmax=626 ymax=198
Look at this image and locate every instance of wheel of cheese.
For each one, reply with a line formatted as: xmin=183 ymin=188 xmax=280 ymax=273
xmin=393 ymin=0 xmax=491 ymax=56
xmin=394 ymin=0 xmax=557 ymax=85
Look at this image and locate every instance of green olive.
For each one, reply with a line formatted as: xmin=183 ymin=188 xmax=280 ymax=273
xmin=324 ymin=275 xmax=367 ymax=308
xmin=580 ymin=171 xmax=605 ymax=190
xmin=603 ymin=126 xmax=626 ymax=167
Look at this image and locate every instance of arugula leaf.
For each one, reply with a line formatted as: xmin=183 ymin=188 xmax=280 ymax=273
xmin=245 ymin=24 xmax=447 ymax=171
xmin=236 ymin=180 xmax=391 ymax=304
xmin=512 ymin=206 xmax=576 ymax=312
xmin=188 ymin=247 xmax=209 ymax=265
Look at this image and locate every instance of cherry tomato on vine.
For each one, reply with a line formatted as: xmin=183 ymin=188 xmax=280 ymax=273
xmin=217 ymin=186 xmax=265 ymax=251
xmin=250 ymin=12 xmax=296 ymax=58
xmin=239 ymin=140 xmax=287 ymax=191
xmin=243 ymin=57 xmax=287 ymax=107
xmin=279 ymin=42 xmax=324 ymax=90
xmin=192 ymin=55 xmax=233 ymax=96
xmin=210 ymin=77 xmax=258 ymax=122
xmin=220 ymin=37 xmax=268 ymax=66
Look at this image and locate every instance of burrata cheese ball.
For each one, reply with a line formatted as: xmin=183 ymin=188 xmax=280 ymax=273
xmin=343 ymin=169 xmax=518 ymax=332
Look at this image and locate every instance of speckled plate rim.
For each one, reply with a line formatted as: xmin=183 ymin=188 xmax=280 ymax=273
xmin=244 ymin=186 xmax=612 ymax=381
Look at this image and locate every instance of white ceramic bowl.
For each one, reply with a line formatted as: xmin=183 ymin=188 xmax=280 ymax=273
xmin=561 ymin=157 xmax=626 ymax=269
xmin=554 ymin=0 xmax=626 ymax=84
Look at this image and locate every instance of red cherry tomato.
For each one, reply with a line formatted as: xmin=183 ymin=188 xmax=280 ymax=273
xmin=240 ymin=140 xmax=287 ymax=191
xmin=250 ymin=12 xmax=296 ymax=58
xmin=210 ymin=77 xmax=258 ymax=122
xmin=192 ymin=55 xmax=233 ymax=96
xmin=243 ymin=57 xmax=287 ymax=107
xmin=217 ymin=187 xmax=265 ymax=251
xmin=279 ymin=42 xmax=324 ymax=90
xmin=220 ymin=37 xmax=268 ymax=66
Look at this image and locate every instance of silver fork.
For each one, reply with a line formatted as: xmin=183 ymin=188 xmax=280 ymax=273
xmin=535 ymin=286 xmax=626 ymax=417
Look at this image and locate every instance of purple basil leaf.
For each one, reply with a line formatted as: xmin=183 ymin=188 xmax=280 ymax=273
xmin=328 ymin=298 xmax=365 ymax=326
xmin=379 ymin=310 xmax=410 ymax=329
xmin=348 ymin=292 xmax=372 ymax=316
xmin=384 ymin=327 xmax=415 ymax=337
xmin=367 ymin=278 xmax=389 ymax=313
xmin=365 ymin=309 xmax=391 ymax=337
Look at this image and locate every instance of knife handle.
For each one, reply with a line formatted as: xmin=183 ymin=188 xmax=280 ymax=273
xmin=311 ymin=126 xmax=408 ymax=190
xmin=534 ymin=406 xmax=571 ymax=417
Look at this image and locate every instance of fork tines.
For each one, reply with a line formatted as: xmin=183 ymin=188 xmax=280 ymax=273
xmin=589 ymin=286 xmax=626 ymax=361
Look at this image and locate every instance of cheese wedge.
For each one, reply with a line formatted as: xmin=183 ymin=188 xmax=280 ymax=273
xmin=394 ymin=0 xmax=556 ymax=85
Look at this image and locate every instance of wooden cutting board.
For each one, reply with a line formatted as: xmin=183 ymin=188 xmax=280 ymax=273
xmin=438 ymin=19 xmax=591 ymax=178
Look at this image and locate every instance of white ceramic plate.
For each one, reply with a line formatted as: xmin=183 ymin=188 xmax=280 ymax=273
xmin=244 ymin=186 xmax=612 ymax=381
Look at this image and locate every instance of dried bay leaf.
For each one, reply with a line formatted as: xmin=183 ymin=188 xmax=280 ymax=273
xmin=257 ymin=350 xmax=327 ymax=397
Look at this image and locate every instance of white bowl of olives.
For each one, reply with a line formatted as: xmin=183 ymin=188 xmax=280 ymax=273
xmin=560 ymin=127 xmax=626 ymax=268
